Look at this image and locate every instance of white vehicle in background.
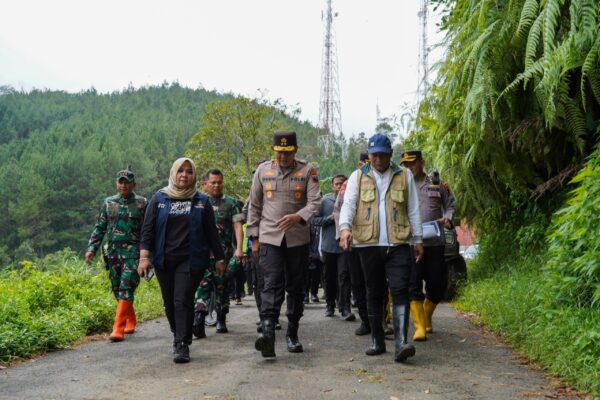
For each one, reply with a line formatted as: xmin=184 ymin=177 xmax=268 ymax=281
xmin=461 ymin=245 xmax=479 ymax=260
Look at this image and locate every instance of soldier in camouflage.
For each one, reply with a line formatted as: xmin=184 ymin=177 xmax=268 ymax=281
xmin=85 ymin=169 xmax=147 ymax=342
xmin=193 ymin=169 xmax=244 ymax=338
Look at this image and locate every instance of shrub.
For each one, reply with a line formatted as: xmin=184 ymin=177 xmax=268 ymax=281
xmin=0 ymin=250 xmax=163 ymax=361
xmin=544 ymin=145 xmax=600 ymax=308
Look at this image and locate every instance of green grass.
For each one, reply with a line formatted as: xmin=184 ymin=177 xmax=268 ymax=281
xmin=0 ymin=250 xmax=164 ymax=362
xmin=454 ymin=260 xmax=600 ymax=397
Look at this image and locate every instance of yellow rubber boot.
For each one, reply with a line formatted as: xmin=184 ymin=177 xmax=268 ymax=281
xmin=423 ymin=298 xmax=437 ymax=333
xmin=109 ymin=300 xmax=128 ymax=342
xmin=410 ymin=300 xmax=427 ymax=341
xmin=124 ymin=301 xmax=136 ymax=334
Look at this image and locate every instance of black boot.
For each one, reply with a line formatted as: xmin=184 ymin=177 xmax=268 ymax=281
xmin=192 ymin=312 xmax=206 ymax=339
xmin=341 ymin=308 xmax=356 ymax=321
xmin=325 ymin=304 xmax=335 ymax=317
xmin=355 ymin=312 xmax=371 ymax=336
xmin=286 ymin=321 xmax=303 ymax=353
xmin=173 ymin=342 xmax=190 ymax=363
xmin=255 ymin=319 xmax=276 ymax=357
xmin=216 ymin=312 xmax=228 ymax=333
xmin=393 ymin=304 xmax=416 ymax=362
xmin=365 ymin=315 xmax=386 ymax=355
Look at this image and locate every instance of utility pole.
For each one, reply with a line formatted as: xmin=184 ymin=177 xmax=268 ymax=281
xmin=318 ymin=0 xmax=344 ymax=157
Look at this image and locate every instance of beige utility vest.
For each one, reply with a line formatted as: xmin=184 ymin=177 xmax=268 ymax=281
xmin=352 ymin=167 xmax=410 ymax=245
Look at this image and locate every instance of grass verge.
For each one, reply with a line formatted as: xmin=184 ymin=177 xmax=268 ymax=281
xmin=0 ymin=250 xmax=164 ymax=362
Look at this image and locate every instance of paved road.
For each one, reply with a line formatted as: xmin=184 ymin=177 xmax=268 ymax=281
xmin=0 ymin=296 xmax=581 ymax=400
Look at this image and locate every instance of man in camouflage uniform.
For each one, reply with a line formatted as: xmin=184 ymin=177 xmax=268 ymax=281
xmin=193 ymin=169 xmax=244 ymax=337
xmin=85 ymin=169 xmax=147 ymax=342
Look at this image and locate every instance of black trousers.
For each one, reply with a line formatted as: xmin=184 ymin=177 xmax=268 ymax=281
xmin=228 ymin=264 xmax=245 ymax=299
xmin=306 ymin=258 xmax=323 ymax=297
xmin=251 ymin=253 xmax=263 ymax=311
xmin=410 ymin=245 xmax=447 ymax=304
xmin=244 ymin=258 xmax=254 ymax=295
xmin=259 ymin=241 xmax=308 ymax=322
xmin=357 ymin=245 xmax=412 ymax=317
xmin=347 ymin=250 xmax=368 ymax=319
xmin=323 ymin=252 xmax=352 ymax=312
xmin=155 ymin=258 xmax=204 ymax=345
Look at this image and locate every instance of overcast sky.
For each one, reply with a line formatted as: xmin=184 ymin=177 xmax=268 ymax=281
xmin=0 ymin=0 xmax=443 ymax=136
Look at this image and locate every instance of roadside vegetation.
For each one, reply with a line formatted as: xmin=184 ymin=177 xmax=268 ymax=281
xmin=0 ymin=250 xmax=164 ymax=362
xmin=406 ymin=0 xmax=600 ymax=395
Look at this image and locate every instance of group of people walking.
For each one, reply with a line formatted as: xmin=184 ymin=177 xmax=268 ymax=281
xmin=86 ymin=130 xmax=455 ymax=364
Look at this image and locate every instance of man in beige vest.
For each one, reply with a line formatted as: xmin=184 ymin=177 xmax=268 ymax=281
xmin=339 ymin=133 xmax=424 ymax=363
xmin=247 ymin=131 xmax=321 ymax=358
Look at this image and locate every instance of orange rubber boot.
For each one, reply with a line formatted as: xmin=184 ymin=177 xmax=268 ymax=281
xmin=109 ymin=300 xmax=128 ymax=342
xmin=124 ymin=301 xmax=136 ymax=334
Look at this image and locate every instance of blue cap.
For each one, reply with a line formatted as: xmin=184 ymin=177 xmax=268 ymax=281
xmin=367 ymin=133 xmax=392 ymax=154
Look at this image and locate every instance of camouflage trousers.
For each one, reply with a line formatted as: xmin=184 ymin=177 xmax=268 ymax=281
xmin=107 ymin=258 xmax=140 ymax=301
xmin=194 ymin=258 xmax=241 ymax=316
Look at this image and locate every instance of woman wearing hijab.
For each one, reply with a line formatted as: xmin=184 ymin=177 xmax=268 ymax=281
xmin=138 ymin=157 xmax=225 ymax=363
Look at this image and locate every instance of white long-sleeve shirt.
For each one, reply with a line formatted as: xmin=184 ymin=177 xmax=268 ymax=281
xmin=339 ymin=166 xmax=423 ymax=247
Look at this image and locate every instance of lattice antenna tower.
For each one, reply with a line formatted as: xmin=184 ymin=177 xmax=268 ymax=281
xmin=417 ymin=0 xmax=429 ymax=104
xmin=318 ymin=0 xmax=344 ymax=157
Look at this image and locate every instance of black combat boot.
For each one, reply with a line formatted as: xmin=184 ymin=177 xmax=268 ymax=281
xmin=392 ymin=304 xmax=416 ymax=362
xmin=341 ymin=308 xmax=356 ymax=321
xmin=255 ymin=319 xmax=276 ymax=357
xmin=355 ymin=311 xmax=371 ymax=336
xmin=286 ymin=321 xmax=303 ymax=353
xmin=173 ymin=342 xmax=190 ymax=363
xmin=192 ymin=312 xmax=206 ymax=339
xmin=365 ymin=315 xmax=386 ymax=355
xmin=216 ymin=312 xmax=228 ymax=333
xmin=325 ymin=304 xmax=335 ymax=317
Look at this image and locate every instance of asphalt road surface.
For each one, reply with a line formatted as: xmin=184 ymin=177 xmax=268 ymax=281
xmin=0 ymin=296 xmax=584 ymax=400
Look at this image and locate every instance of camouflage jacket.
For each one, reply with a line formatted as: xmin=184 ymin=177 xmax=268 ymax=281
xmin=87 ymin=193 xmax=148 ymax=259
xmin=209 ymin=194 xmax=243 ymax=260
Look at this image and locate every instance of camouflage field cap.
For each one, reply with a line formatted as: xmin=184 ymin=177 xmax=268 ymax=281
xmin=401 ymin=150 xmax=423 ymax=163
xmin=116 ymin=169 xmax=135 ymax=182
xmin=272 ymin=131 xmax=298 ymax=152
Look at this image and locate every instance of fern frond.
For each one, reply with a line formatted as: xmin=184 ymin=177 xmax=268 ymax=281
xmin=581 ymin=35 xmax=600 ymax=110
xmin=500 ymin=58 xmax=545 ymax=99
xmin=525 ymin=12 xmax=544 ymax=70
xmin=571 ymin=0 xmax=598 ymax=41
xmin=516 ymin=0 xmax=540 ymax=39
xmin=460 ymin=20 xmax=499 ymax=87
xmin=587 ymin=68 xmax=600 ymax=106
xmin=478 ymin=0 xmax=490 ymax=30
xmin=543 ymin=0 xmax=566 ymax=57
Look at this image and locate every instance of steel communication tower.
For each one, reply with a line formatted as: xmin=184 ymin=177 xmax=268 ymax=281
xmin=417 ymin=0 xmax=429 ymax=103
xmin=318 ymin=0 xmax=343 ymax=156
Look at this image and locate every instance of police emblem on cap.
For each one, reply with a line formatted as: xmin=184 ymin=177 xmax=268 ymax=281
xmin=401 ymin=150 xmax=423 ymax=163
xmin=272 ymin=131 xmax=298 ymax=152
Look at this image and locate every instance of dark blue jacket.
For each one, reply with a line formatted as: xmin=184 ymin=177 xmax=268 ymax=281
xmin=152 ymin=191 xmax=213 ymax=272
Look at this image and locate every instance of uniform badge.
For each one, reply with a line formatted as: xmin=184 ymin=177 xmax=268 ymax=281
xmin=294 ymin=192 xmax=302 ymax=199
xmin=293 ymin=183 xmax=302 ymax=190
xmin=265 ymin=171 xmax=276 ymax=177
xmin=266 ymin=183 xmax=272 ymax=190
xmin=310 ymin=167 xmax=319 ymax=183
xmin=267 ymin=191 xmax=274 ymax=199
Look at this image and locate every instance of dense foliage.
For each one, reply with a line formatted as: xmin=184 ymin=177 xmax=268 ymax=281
xmin=411 ymin=0 xmax=600 ymax=394
xmin=0 ymin=250 xmax=163 ymax=361
xmin=0 ymin=83 xmax=226 ymax=263
xmin=544 ymin=144 xmax=600 ymax=308
xmin=409 ymin=0 xmax=600 ymax=227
